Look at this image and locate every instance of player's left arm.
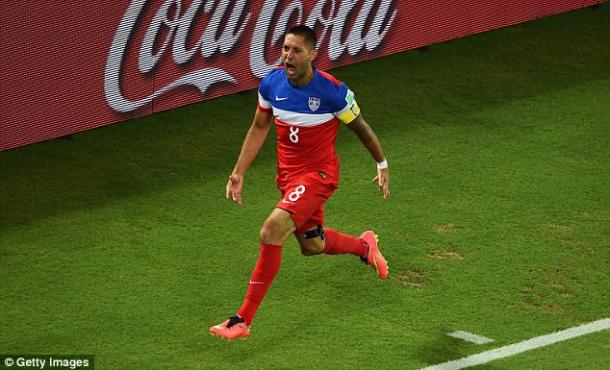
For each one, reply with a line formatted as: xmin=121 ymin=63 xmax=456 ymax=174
xmin=346 ymin=114 xmax=390 ymax=199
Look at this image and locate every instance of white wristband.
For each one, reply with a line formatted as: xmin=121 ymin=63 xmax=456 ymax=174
xmin=376 ymin=159 xmax=388 ymax=169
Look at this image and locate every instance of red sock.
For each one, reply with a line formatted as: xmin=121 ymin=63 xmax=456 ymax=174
xmin=322 ymin=228 xmax=368 ymax=257
xmin=237 ymin=243 xmax=282 ymax=325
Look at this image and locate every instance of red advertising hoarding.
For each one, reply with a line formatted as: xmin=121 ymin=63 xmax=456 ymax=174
xmin=0 ymin=0 xmax=603 ymax=151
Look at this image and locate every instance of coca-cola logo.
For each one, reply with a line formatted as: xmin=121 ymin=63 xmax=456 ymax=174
xmin=104 ymin=0 xmax=397 ymax=113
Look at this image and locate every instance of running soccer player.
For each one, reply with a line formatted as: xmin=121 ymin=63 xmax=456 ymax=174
xmin=210 ymin=25 xmax=390 ymax=340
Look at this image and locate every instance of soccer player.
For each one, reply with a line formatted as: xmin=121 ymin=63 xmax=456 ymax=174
xmin=210 ymin=25 xmax=390 ymax=340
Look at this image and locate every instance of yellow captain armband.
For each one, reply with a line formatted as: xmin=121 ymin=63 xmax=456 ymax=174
xmin=336 ymin=100 xmax=361 ymax=124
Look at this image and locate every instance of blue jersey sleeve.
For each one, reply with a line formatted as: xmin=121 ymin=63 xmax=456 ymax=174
xmin=257 ymin=71 xmax=273 ymax=111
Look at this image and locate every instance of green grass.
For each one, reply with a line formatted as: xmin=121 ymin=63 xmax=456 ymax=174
xmin=1 ymin=6 xmax=610 ymax=370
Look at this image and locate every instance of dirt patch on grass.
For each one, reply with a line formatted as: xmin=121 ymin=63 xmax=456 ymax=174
xmin=520 ymin=283 xmax=572 ymax=299
xmin=518 ymin=281 xmax=574 ymax=317
xmin=555 ymin=236 xmax=583 ymax=246
xmin=436 ymin=224 xmax=457 ymax=233
xmin=550 ymin=283 xmax=572 ymax=297
xmin=547 ymin=223 xmax=573 ymax=232
xmin=429 ymin=250 xmax=464 ymax=260
xmin=546 ymin=223 xmax=583 ymax=246
xmin=519 ymin=286 xmax=534 ymax=296
xmin=582 ymin=208 xmax=610 ymax=220
xmin=392 ymin=268 xmax=425 ymax=289
xmin=520 ymin=300 xmax=567 ymax=316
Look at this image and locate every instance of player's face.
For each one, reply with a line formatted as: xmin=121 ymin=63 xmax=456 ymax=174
xmin=281 ymin=34 xmax=317 ymax=85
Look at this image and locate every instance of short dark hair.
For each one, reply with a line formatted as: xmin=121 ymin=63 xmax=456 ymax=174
xmin=285 ymin=25 xmax=317 ymax=50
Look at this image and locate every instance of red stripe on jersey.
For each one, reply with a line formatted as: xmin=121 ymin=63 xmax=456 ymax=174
xmin=274 ymin=118 xmax=340 ymax=187
xmin=317 ymin=69 xmax=341 ymax=86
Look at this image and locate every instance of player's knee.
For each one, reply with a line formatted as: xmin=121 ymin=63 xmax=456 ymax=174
xmin=259 ymin=223 xmax=275 ymax=244
xmin=259 ymin=219 xmax=283 ymax=244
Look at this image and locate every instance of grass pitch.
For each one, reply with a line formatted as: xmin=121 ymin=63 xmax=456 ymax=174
xmin=1 ymin=6 xmax=609 ymax=370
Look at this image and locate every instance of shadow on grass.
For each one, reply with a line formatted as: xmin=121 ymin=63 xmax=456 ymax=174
xmin=415 ymin=329 xmax=502 ymax=369
xmin=0 ymin=92 xmax=262 ymax=231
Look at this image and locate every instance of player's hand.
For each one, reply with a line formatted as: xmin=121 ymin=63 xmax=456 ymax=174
xmin=372 ymin=167 xmax=390 ymax=199
xmin=226 ymin=173 xmax=244 ymax=206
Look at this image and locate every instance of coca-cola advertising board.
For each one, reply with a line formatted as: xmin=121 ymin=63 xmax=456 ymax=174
xmin=0 ymin=0 xmax=603 ymax=151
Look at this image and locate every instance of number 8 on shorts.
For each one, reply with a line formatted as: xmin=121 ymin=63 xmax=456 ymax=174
xmin=287 ymin=185 xmax=306 ymax=202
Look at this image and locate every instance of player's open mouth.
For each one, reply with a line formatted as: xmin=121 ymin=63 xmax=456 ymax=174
xmin=285 ymin=63 xmax=296 ymax=75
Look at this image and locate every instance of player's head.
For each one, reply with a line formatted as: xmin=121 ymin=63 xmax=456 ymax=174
xmin=281 ymin=25 xmax=318 ymax=85
xmin=285 ymin=25 xmax=317 ymax=50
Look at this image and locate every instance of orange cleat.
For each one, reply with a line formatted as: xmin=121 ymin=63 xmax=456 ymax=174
xmin=210 ymin=316 xmax=251 ymax=340
xmin=360 ymin=231 xmax=389 ymax=280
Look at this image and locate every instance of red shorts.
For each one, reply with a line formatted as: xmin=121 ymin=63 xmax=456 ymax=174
xmin=276 ymin=172 xmax=337 ymax=234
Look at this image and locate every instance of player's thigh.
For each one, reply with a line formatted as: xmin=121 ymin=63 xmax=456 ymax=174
xmin=277 ymin=174 xmax=334 ymax=234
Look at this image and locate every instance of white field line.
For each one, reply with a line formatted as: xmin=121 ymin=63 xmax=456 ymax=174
xmin=421 ymin=318 xmax=610 ymax=370
xmin=447 ymin=331 xmax=494 ymax=345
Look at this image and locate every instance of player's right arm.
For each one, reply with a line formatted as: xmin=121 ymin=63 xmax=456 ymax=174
xmin=226 ymin=108 xmax=273 ymax=206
